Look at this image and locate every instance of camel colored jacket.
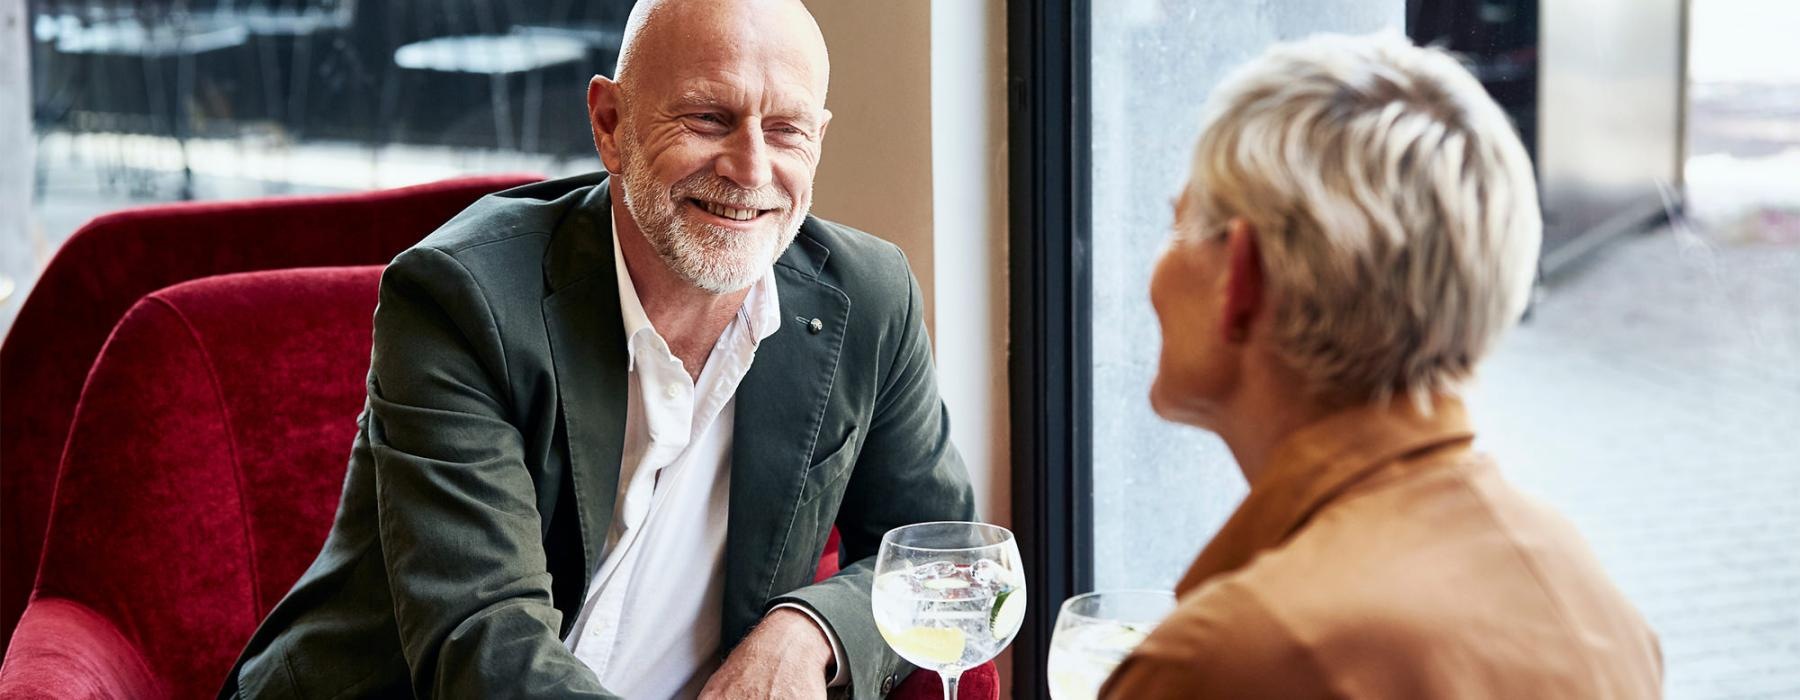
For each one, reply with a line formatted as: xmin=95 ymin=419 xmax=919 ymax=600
xmin=1103 ymin=398 xmax=1662 ymax=699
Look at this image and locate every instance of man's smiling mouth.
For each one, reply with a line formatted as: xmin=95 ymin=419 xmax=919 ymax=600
xmin=691 ymin=198 xmax=771 ymax=222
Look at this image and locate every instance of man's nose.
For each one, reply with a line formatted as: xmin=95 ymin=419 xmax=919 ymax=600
xmin=716 ymin=123 xmax=774 ymax=191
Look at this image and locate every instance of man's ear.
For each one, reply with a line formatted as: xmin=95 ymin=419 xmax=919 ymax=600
xmin=1221 ymin=218 xmax=1265 ymax=344
xmin=589 ymin=75 xmax=625 ymax=175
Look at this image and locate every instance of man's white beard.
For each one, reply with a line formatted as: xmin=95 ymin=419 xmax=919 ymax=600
xmin=617 ymin=148 xmax=808 ymax=295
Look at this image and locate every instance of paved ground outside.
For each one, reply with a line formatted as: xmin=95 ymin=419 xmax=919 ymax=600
xmin=1468 ymin=213 xmax=1800 ymax=699
xmin=1461 ymin=41 xmax=1800 ymax=698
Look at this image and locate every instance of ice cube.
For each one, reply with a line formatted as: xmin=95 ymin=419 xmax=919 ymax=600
xmin=876 ymin=569 xmax=912 ymax=597
xmin=910 ymin=560 xmax=962 ymax=590
xmin=970 ymin=558 xmax=1010 ymax=591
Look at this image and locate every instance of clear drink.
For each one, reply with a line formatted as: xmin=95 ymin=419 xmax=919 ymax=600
xmin=873 ymin=521 xmax=1025 ymax=700
xmin=1046 ymin=620 xmax=1151 ymax=699
xmin=872 ymin=560 xmax=1026 ymax=672
xmin=1046 ymin=590 xmax=1175 ymax=700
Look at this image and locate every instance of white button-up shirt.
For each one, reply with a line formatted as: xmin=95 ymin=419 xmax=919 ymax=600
xmin=561 ymin=216 xmax=845 ymax=698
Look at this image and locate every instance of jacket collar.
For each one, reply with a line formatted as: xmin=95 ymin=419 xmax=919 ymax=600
xmin=1177 ymin=395 xmax=1477 ymax=595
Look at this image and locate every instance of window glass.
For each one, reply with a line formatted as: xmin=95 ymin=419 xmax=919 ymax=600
xmin=1087 ymin=2 xmax=1800 ymax=697
xmin=1088 ymin=0 xmax=1404 ymax=591
xmin=13 ymin=1 xmax=631 ymax=330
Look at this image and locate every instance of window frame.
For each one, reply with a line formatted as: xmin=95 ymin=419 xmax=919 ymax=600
xmin=1006 ymin=0 xmax=1094 ymax=696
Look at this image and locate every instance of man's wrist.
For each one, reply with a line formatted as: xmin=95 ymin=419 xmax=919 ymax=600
xmin=762 ymin=607 xmax=836 ymax=672
xmin=767 ymin=601 xmax=850 ymax=686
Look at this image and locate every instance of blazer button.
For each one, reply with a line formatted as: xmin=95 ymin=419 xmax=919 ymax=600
xmin=808 ymin=318 xmax=824 ymax=334
xmin=880 ymin=674 xmax=896 ymax=695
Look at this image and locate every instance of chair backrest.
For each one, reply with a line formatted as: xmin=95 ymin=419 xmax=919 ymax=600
xmin=32 ymin=267 xmax=383 ymax=699
xmin=0 ymin=173 xmax=541 ymax=654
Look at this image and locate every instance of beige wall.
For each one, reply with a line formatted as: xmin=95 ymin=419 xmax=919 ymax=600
xmin=803 ymin=0 xmax=938 ymax=332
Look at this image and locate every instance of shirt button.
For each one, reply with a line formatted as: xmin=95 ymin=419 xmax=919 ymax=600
xmin=665 ymin=382 xmax=680 ymax=399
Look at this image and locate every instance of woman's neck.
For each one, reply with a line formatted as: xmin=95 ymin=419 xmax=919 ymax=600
xmin=1214 ymin=363 xmax=1349 ymax=487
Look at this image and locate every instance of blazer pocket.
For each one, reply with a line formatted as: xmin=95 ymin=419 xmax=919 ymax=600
xmin=800 ymin=425 xmax=860 ymax=505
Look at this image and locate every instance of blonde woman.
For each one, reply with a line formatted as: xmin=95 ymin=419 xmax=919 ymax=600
xmin=1103 ymin=33 xmax=1662 ymax=698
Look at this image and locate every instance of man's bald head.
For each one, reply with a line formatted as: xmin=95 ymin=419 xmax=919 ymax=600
xmin=613 ymin=0 xmax=830 ymax=100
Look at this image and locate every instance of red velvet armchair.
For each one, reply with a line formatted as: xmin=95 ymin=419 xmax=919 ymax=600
xmin=0 ymin=174 xmax=543 ymax=654
xmin=0 ymin=265 xmax=993 ymax=697
xmin=2 ymin=268 xmax=389 ymax=698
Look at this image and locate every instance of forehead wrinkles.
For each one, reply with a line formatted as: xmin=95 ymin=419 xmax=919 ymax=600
xmin=661 ymin=60 xmax=823 ymax=119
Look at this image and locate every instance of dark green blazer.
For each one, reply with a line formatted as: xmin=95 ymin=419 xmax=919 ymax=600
xmin=222 ymin=173 xmax=975 ymax=699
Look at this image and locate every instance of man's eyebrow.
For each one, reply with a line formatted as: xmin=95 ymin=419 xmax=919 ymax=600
xmin=671 ymin=90 xmax=730 ymax=110
xmin=668 ymin=89 xmax=820 ymax=127
xmin=766 ymin=109 xmax=819 ymax=128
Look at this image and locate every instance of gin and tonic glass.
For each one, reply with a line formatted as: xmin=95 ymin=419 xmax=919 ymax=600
xmin=872 ymin=522 xmax=1026 ymax=700
xmin=1046 ymin=590 xmax=1176 ymax=699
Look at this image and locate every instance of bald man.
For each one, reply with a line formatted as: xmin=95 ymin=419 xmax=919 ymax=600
xmin=217 ymin=1 xmax=974 ymax=697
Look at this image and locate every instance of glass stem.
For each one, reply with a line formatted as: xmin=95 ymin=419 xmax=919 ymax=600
xmin=940 ymin=669 xmax=962 ymax=700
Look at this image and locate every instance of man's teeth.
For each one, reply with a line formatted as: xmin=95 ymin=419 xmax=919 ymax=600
xmin=700 ymin=201 xmax=759 ymax=221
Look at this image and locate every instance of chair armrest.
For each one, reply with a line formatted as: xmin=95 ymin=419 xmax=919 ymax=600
xmin=891 ymin=660 xmax=999 ymax=700
xmin=0 ymin=598 xmax=161 ymax=699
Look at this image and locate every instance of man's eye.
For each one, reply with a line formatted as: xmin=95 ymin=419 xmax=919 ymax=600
xmin=688 ymin=114 xmax=727 ymax=127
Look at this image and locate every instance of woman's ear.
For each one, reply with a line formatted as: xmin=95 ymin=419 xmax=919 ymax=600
xmin=1221 ymin=218 xmax=1264 ymax=344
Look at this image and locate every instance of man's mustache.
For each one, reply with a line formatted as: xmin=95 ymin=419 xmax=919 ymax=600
xmin=672 ymin=174 xmax=792 ymax=211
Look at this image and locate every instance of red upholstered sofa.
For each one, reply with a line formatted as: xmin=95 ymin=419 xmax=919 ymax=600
xmin=1 ymin=267 xmax=994 ymax=697
xmin=0 ymin=174 xmax=543 ymax=655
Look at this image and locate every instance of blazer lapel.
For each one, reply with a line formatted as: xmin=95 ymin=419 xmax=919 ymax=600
xmin=723 ymin=228 xmax=850 ymax=646
xmin=541 ymin=183 xmax=629 ymax=594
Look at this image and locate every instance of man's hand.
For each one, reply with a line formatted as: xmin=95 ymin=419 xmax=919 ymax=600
xmin=699 ymin=608 xmax=835 ymax=699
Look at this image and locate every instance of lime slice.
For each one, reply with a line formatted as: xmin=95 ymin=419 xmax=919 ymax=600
xmin=1099 ymin=623 xmax=1150 ymax=651
xmin=988 ymin=587 xmax=1026 ymax=639
xmin=882 ymin=625 xmax=967 ymax=665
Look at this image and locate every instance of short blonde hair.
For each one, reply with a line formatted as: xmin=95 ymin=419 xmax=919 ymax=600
xmin=1182 ymin=31 xmax=1541 ymax=403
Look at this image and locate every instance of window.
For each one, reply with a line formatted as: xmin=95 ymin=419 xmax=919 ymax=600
xmin=14 ymin=2 xmax=632 ymax=331
xmin=1088 ymin=0 xmax=1406 ymax=592
xmin=1013 ymin=0 xmax=1799 ymax=696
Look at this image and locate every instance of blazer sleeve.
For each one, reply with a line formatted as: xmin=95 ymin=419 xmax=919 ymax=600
xmin=770 ymin=246 xmax=978 ymax=700
xmin=368 ymin=247 xmax=618 ymax=699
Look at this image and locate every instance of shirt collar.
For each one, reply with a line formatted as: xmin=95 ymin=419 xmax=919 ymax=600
xmin=609 ymin=209 xmax=782 ymax=370
xmin=1176 ymin=395 xmax=1477 ymax=594
xmin=741 ymin=263 xmax=782 ymax=345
